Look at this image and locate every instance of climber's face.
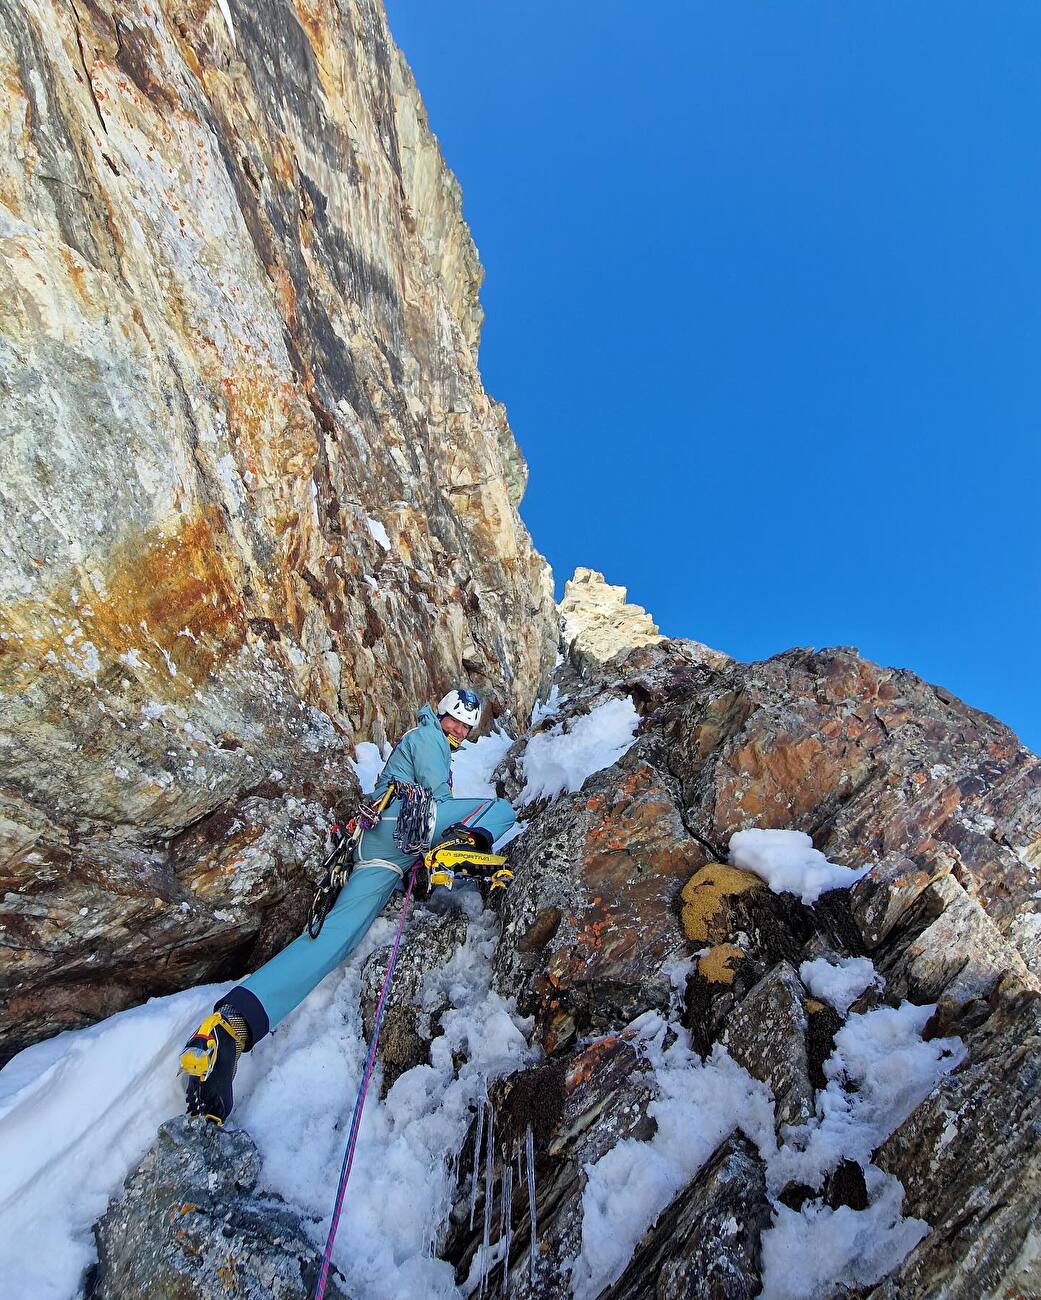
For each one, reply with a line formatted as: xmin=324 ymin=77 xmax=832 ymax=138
xmin=440 ymin=715 xmax=470 ymax=743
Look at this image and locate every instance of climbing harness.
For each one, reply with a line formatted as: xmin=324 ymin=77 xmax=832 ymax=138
xmin=307 ymin=785 xmax=398 ymax=939
xmin=312 ymin=860 xmax=421 ymax=1300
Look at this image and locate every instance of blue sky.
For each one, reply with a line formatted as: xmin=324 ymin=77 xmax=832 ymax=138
xmin=385 ymin=2 xmax=1041 ymax=751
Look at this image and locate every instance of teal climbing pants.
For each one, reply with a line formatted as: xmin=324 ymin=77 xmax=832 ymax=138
xmin=233 ymin=795 xmax=515 ymax=1037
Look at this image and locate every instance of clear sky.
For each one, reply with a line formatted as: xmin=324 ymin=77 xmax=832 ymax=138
xmin=384 ymin=2 xmax=1041 ymax=752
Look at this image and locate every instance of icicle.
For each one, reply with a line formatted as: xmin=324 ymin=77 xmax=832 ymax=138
xmin=498 ymin=1148 xmax=507 ymax=1242
xmin=500 ymin=1141 xmax=514 ymax=1299
xmin=469 ymin=1087 xmax=486 ymax=1231
xmin=525 ymin=1122 xmax=538 ymax=1287
xmin=479 ymin=1098 xmax=496 ymax=1298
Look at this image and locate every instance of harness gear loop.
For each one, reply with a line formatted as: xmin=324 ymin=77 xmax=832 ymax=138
xmin=307 ymin=784 xmax=398 ymax=940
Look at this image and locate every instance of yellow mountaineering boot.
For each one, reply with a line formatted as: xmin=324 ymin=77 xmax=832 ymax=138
xmin=422 ymin=824 xmax=512 ymax=897
xmin=180 ymin=1006 xmax=250 ymax=1125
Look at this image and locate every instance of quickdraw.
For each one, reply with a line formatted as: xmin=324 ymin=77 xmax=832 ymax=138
xmin=306 ymin=784 xmax=398 ymax=939
xmin=392 ymin=783 xmax=437 ymax=855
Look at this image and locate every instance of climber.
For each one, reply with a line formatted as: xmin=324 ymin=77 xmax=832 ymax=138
xmin=179 ymin=688 xmax=517 ymax=1124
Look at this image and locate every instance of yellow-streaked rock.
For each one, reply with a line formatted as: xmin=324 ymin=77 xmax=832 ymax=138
xmin=696 ymin=943 xmax=747 ymax=986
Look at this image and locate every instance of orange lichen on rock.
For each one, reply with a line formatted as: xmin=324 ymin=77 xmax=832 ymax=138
xmin=565 ymin=1035 xmax=620 ymax=1091
xmin=696 ymin=943 xmax=746 ymax=986
xmin=680 ymin=864 xmax=764 ymax=944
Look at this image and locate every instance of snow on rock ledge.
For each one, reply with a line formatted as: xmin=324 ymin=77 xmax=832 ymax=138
xmin=729 ymin=829 xmax=871 ymax=905
xmin=518 ymin=696 xmax=641 ymax=804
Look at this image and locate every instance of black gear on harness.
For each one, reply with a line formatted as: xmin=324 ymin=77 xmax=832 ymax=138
xmin=307 ymin=783 xmax=398 ymax=939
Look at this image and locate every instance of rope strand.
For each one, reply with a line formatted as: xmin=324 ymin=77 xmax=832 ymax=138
xmin=313 ymin=863 xmax=419 ymax=1300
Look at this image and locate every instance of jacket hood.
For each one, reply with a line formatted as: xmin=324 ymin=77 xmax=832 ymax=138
xmin=417 ymin=703 xmax=442 ymax=730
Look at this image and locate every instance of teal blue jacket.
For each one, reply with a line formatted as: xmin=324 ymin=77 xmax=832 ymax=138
xmin=372 ymin=704 xmax=453 ymax=803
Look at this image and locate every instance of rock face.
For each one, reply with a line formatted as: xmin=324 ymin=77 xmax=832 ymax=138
xmin=449 ymin=633 xmax=1040 ymax=1298
xmin=7 ymin=2 xmax=1040 ymax=1293
xmin=89 ymin=630 xmax=1041 ymax=1300
xmin=0 ymin=0 xmax=556 ymax=1059
xmin=91 ymin=1116 xmax=348 ymax=1299
xmin=871 ymin=995 xmax=1041 ymax=1300
xmin=559 ymin=568 xmax=664 ymax=677
xmin=602 ymin=1136 xmax=771 ymax=1300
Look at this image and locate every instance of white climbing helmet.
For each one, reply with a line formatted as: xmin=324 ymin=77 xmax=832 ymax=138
xmin=437 ymin=687 xmax=481 ymax=731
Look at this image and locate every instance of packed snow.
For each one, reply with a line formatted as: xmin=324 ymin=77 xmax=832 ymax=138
xmin=570 ymin=992 xmax=965 ymax=1300
xmin=729 ymin=829 xmax=871 ymax=905
xmin=349 ymin=739 xmax=391 ymax=794
xmin=799 ymin=956 xmax=881 ymax=1017
xmin=0 ymin=729 xmax=532 ymax=1300
xmin=451 ymin=727 xmax=515 ymax=802
xmin=0 ymin=983 xmax=229 ymax=1300
xmin=518 ymin=695 xmax=640 ymax=804
xmin=366 ymin=516 xmax=392 ymax=550
xmin=767 ymin=1000 xmax=966 ymax=1193
xmin=760 ymin=1171 xmax=930 ymax=1300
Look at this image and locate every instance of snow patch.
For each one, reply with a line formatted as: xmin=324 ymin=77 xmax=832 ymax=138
xmin=0 ymin=985 xmax=227 ymax=1300
xmin=729 ymin=830 xmax=871 ymax=905
xmin=452 ymin=727 xmax=515 ymax=802
xmin=570 ymin=999 xmax=965 ymax=1300
xmin=570 ymin=1016 xmax=775 ymax=1300
xmin=349 ymin=741 xmax=386 ymax=794
xmin=768 ymin=1001 xmax=966 ymax=1194
xmin=761 ymin=1170 xmax=929 ymax=1300
xmin=366 ymin=517 xmax=391 ymax=550
xmin=530 ymin=683 xmax=562 ymax=725
xmin=799 ymin=956 xmax=881 ymax=1017
xmin=519 ymin=696 xmax=640 ymax=804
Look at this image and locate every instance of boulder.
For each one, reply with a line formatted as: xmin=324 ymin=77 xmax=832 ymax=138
xmin=723 ymin=962 xmax=815 ymax=1134
xmin=90 ymin=1117 xmax=348 ymax=1299
xmin=602 ymin=1135 xmax=771 ymax=1300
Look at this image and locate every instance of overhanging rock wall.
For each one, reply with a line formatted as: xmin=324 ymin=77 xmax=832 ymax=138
xmin=0 ymin=0 xmax=556 ymax=1057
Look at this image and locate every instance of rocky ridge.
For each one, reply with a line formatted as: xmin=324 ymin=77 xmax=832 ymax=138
xmin=94 ymin=572 xmax=1041 ymax=1299
xmin=0 ymin=0 xmax=556 ymax=1061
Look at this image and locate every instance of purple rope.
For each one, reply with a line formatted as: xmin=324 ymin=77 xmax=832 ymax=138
xmin=313 ymin=863 xmax=419 ymax=1300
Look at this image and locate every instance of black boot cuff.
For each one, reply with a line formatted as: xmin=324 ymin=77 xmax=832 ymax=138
xmin=216 ymin=986 xmax=270 ymax=1049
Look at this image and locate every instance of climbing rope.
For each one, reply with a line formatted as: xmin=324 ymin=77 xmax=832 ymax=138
xmin=312 ymin=861 xmax=420 ymax=1300
xmin=312 ymin=802 xmax=495 ymax=1299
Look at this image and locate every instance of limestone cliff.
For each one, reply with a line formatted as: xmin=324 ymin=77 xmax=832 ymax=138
xmin=0 ymin=0 xmax=556 ymax=1058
